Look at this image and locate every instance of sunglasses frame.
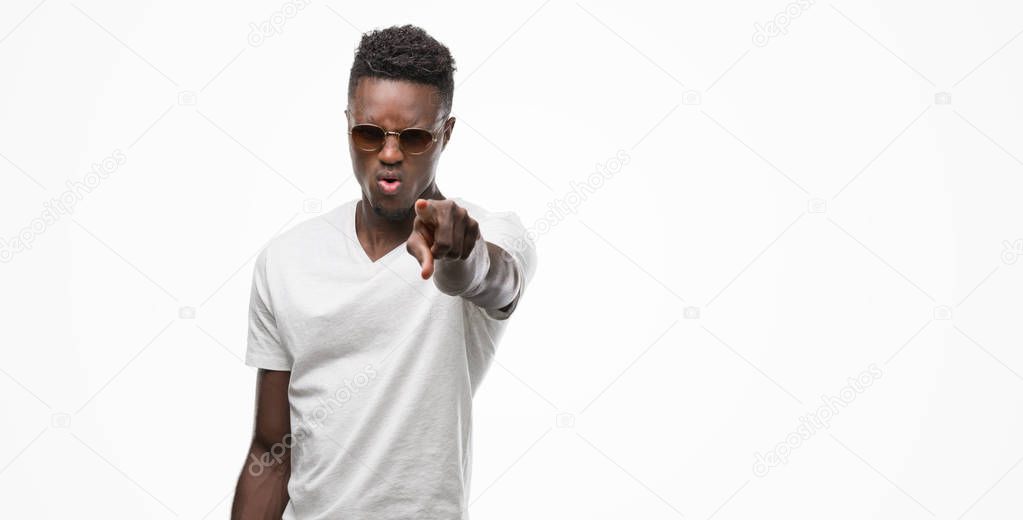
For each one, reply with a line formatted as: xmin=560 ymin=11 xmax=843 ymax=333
xmin=346 ymin=117 xmax=448 ymax=156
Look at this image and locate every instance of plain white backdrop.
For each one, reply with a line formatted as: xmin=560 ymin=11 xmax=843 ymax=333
xmin=2 ymin=0 xmax=1023 ymax=518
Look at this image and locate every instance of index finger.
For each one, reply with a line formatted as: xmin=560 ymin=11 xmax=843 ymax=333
xmin=414 ymin=199 xmax=437 ymax=225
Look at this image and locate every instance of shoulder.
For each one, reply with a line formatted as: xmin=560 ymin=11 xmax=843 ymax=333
xmin=451 ymin=196 xmax=524 ymax=229
xmin=257 ymin=199 xmax=355 ymax=271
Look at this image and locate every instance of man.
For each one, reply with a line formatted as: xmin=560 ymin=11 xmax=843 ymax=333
xmin=231 ymin=24 xmax=537 ymax=519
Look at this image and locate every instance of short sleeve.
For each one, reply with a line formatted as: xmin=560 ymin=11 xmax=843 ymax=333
xmin=477 ymin=210 xmax=538 ymax=321
xmin=245 ymin=247 xmax=293 ymax=370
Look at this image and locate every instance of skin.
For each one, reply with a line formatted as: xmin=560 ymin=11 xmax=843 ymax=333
xmin=346 ymin=76 xmax=453 ymax=260
xmin=232 ymin=76 xmax=518 ymax=518
xmin=231 ymin=369 xmax=291 ymax=519
xmin=343 ymin=76 xmax=518 ymax=291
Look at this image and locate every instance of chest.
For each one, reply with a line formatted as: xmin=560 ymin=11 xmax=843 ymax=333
xmin=273 ymin=256 xmax=465 ymax=362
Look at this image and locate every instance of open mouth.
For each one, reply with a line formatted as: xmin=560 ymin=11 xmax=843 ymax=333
xmin=377 ymin=177 xmax=401 ymax=194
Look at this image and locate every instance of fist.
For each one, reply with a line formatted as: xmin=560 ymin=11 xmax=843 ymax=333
xmin=406 ymin=198 xmax=481 ymax=279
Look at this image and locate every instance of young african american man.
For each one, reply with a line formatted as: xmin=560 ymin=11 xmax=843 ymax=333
xmin=231 ymin=24 xmax=538 ymax=519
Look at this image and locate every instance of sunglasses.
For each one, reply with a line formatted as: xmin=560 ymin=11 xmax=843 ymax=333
xmin=347 ymin=120 xmax=446 ymax=156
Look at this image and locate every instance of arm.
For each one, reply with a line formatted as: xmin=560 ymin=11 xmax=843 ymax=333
xmin=232 ymin=369 xmax=292 ymax=520
xmin=488 ymin=242 xmax=517 ymax=314
xmin=435 ymin=238 xmax=520 ymax=313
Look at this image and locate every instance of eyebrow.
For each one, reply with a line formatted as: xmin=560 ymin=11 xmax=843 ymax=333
xmin=357 ymin=116 xmax=433 ymax=129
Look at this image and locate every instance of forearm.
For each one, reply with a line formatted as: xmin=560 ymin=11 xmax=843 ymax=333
xmin=433 ymin=235 xmax=520 ymax=312
xmin=231 ymin=441 xmax=291 ymax=520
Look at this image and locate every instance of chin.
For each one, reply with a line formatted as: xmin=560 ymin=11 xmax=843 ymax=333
xmin=370 ymin=198 xmax=414 ymax=221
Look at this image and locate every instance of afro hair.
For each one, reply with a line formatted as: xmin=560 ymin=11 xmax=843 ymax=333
xmin=348 ymin=24 xmax=457 ymax=114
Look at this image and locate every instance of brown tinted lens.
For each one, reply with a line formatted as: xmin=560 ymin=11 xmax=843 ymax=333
xmin=351 ymin=125 xmax=384 ymax=151
xmin=400 ymin=129 xmax=434 ymax=154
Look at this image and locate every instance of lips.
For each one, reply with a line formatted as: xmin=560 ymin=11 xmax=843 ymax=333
xmin=376 ymin=173 xmax=402 ymax=195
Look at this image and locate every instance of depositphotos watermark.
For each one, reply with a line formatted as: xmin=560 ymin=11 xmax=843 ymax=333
xmin=752 ymin=0 xmax=815 ymax=47
xmin=752 ymin=363 xmax=883 ymax=477
xmin=247 ymin=363 xmax=376 ymax=477
xmin=247 ymin=0 xmax=312 ymax=47
xmin=1001 ymin=238 xmax=1023 ymax=264
xmin=507 ymin=149 xmax=631 ymax=255
xmin=1 ymin=149 xmax=127 ymax=263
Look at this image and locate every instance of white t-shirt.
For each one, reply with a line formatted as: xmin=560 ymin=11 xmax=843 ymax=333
xmin=245 ymin=196 xmax=537 ymax=519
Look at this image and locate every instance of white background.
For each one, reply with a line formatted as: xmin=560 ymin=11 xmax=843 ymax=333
xmin=2 ymin=0 xmax=1023 ymax=518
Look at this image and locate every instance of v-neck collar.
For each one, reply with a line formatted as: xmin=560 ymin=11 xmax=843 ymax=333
xmin=351 ymin=199 xmax=408 ymax=265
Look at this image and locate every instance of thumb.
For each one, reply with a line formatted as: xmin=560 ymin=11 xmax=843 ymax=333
xmin=406 ymin=227 xmax=434 ymax=279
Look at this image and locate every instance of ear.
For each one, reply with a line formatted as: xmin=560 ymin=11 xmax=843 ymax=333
xmin=442 ymin=116 xmax=455 ymax=150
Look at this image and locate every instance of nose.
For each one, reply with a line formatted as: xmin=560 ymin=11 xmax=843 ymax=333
xmin=377 ymin=133 xmax=403 ymax=164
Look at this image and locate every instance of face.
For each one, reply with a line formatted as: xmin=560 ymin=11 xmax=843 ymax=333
xmin=346 ymin=77 xmax=454 ymax=221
